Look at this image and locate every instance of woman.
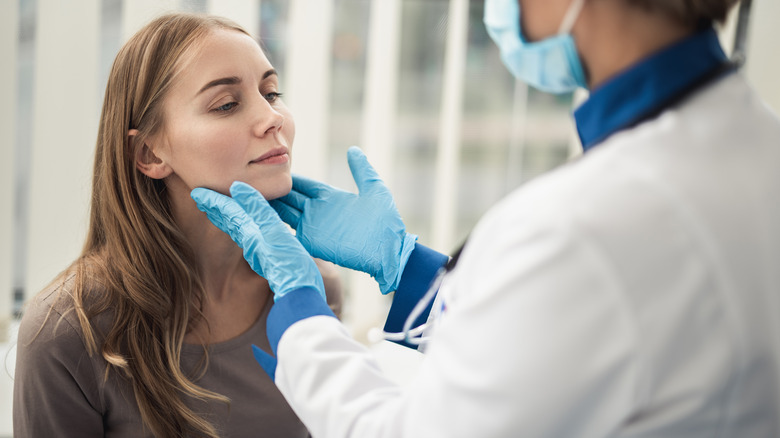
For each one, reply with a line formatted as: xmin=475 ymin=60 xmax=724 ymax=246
xmin=194 ymin=0 xmax=780 ymax=437
xmin=13 ymin=13 xmax=341 ymax=438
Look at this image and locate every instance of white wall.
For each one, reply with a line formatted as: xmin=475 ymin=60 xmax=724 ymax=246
xmin=24 ymin=0 xmax=100 ymax=298
xmin=0 ymin=0 xmax=19 ymax=337
xmin=284 ymin=0 xmax=334 ymax=181
xmin=0 ymin=2 xmax=18 ymax=433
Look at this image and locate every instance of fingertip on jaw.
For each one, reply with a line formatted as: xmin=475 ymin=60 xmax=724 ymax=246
xmin=190 ymin=187 xmax=207 ymax=203
xmin=229 ymin=181 xmax=253 ymax=197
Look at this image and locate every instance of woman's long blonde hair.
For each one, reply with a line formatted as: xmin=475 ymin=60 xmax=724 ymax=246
xmin=61 ymin=13 xmax=250 ymax=437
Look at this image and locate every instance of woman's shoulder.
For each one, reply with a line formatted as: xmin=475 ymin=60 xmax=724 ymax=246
xmin=19 ymin=275 xmax=79 ymax=337
xmin=14 ymin=274 xmax=112 ymax=427
xmin=17 ymin=274 xmax=110 ymax=353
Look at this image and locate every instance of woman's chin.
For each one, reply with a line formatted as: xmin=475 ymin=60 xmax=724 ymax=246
xmin=250 ymin=177 xmax=293 ymax=201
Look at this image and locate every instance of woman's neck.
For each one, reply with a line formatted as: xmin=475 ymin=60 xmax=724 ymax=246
xmin=574 ymin=1 xmax=697 ymax=90
xmin=165 ymin=177 xmax=273 ymax=344
xmin=166 ymin=177 xmax=263 ymax=301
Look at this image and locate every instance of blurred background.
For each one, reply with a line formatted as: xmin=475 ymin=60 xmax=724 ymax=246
xmin=0 ymin=0 xmax=778 ymax=434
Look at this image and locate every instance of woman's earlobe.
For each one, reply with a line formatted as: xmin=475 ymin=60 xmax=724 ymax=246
xmin=129 ymin=130 xmax=173 ymax=179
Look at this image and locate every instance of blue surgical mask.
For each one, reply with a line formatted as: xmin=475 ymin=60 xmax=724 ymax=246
xmin=484 ymin=0 xmax=588 ymax=94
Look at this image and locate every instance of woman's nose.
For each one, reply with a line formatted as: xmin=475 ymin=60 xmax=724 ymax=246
xmin=252 ymin=98 xmax=284 ymax=138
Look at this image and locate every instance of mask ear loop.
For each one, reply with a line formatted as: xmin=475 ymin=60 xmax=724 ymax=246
xmin=558 ymin=0 xmax=587 ymax=35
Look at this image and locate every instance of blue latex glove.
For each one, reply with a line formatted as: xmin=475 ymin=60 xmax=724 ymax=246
xmin=270 ymin=146 xmax=417 ymax=294
xmin=191 ymin=181 xmax=326 ymax=302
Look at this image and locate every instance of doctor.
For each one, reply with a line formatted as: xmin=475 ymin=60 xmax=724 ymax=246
xmin=192 ymin=0 xmax=780 ymax=436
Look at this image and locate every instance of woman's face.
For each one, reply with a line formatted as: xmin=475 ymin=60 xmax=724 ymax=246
xmin=149 ymin=28 xmax=294 ymax=200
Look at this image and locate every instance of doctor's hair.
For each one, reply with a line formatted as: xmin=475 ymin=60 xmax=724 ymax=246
xmin=623 ymin=0 xmax=741 ymax=27
xmin=57 ymin=12 xmax=251 ymax=438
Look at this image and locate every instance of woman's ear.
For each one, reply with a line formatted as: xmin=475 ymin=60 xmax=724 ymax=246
xmin=129 ymin=129 xmax=173 ymax=179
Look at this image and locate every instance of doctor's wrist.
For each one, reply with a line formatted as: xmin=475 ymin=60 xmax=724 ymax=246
xmin=377 ymin=232 xmax=418 ymax=295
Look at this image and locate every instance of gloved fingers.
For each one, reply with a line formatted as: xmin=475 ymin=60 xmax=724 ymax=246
xmin=347 ymin=146 xmax=387 ymax=197
xmin=291 ymin=174 xmax=331 ymax=198
xmin=269 ymin=199 xmax=302 ymax=229
xmin=252 ymin=345 xmax=277 ymax=381
xmin=190 ymin=187 xmax=249 ymax=236
xmin=278 ymin=189 xmax=308 ymax=211
xmin=191 ymin=187 xmax=237 ymax=214
xmin=229 ymin=182 xmax=280 ymax=229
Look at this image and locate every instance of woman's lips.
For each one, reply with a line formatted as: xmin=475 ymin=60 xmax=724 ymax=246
xmin=250 ymin=147 xmax=289 ymax=165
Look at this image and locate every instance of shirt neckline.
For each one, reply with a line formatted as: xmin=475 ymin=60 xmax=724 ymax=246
xmin=573 ymin=27 xmax=731 ymax=152
xmin=181 ymin=294 xmax=273 ymax=355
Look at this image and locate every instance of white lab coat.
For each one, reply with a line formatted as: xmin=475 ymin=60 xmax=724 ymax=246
xmin=273 ymin=73 xmax=780 ymax=437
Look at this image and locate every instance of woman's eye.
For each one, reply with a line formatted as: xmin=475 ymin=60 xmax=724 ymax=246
xmin=264 ymin=92 xmax=283 ymax=103
xmin=213 ymin=101 xmax=238 ymax=113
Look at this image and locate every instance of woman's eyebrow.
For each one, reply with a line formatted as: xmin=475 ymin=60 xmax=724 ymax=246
xmin=196 ymin=69 xmax=276 ymax=96
xmin=197 ymin=76 xmax=241 ymax=95
xmin=262 ymin=69 xmax=277 ymax=80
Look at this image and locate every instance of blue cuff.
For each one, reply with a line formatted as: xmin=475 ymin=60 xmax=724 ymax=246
xmin=267 ymin=287 xmax=336 ymax=354
xmin=384 ymin=243 xmax=448 ymax=349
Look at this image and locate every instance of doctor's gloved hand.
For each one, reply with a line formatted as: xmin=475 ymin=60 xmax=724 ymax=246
xmin=270 ymin=146 xmax=417 ymax=295
xmin=191 ymin=181 xmax=326 ymax=302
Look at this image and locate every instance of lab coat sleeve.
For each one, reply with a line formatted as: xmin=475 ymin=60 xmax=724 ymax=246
xmin=268 ymin=210 xmax=639 ymax=438
xmin=383 ymin=243 xmax=449 ymax=349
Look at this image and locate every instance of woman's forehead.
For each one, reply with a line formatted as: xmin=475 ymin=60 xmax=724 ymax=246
xmin=174 ymin=29 xmax=274 ymax=93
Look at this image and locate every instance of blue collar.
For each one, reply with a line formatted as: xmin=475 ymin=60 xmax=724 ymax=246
xmin=574 ymin=27 xmax=731 ymax=152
